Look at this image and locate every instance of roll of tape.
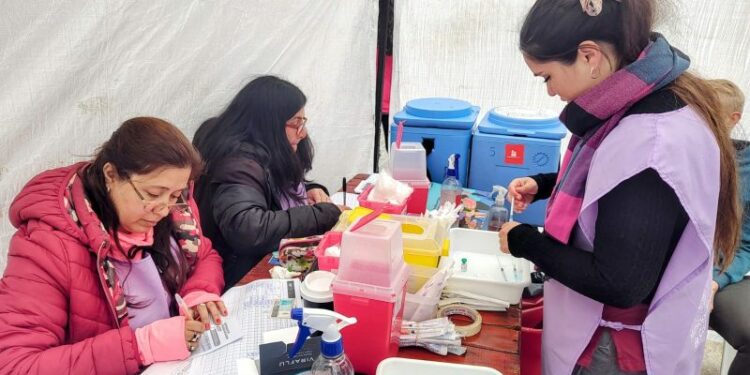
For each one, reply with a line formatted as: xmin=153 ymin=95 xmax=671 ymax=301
xmin=437 ymin=304 xmax=482 ymax=337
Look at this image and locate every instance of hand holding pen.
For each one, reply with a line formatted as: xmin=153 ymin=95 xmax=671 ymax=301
xmin=175 ymin=294 xmax=207 ymax=352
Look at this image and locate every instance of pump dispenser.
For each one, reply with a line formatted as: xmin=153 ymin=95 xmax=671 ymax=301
xmin=487 ymin=185 xmax=509 ymax=232
xmin=289 ymin=308 xmax=357 ymax=375
xmin=439 ymin=154 xmax=462 ymax=208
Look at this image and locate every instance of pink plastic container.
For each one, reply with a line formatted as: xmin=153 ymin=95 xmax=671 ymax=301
xmin=333 ymin=265 xmax=408 ymax=375
xmin=357 ymin=185 xmax=408 ymax=215
xmin=402 ymin=178 xmax=430 ymax=214
xmin=314 ymin=231 xmax=343 ymax=272
xmin=333 ymin=218 xmax=409 ymax=374
xmin=337 ymin=220 xmax=404 ymax=287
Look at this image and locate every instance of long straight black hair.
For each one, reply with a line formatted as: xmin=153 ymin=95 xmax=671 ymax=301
xmin=194 ymin=76 xmax=313 ymax=202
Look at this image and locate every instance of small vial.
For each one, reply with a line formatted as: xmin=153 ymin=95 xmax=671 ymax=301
xmin=460 ymin=258 xmax=468 ymax=272
xmin=500 ymin=267 xmax=508 ymax=282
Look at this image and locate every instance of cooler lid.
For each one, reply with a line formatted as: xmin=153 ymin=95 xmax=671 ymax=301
xmin=478 ymin=106 xmax=567 ymax=140
xmin=393 ymin=97 xmax=479 ymax=130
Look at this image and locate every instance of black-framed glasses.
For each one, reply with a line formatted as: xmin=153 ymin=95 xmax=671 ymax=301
xmin=127 ymin=178 xmax=189 ymax=214
xmin=285 ymin=116 xmax=308 ymax=136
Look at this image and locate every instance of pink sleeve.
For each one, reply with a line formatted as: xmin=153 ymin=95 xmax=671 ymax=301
xmin=134 ymin=316 xmax=189 ymax=365
xmin=182 ymin=291 xmax=223 ymax=308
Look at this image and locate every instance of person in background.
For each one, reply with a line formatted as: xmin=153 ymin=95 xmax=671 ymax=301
xmin=498 ymin=0 xmax=741 ymax=374
xmin=707 ymin=78 xmax=749 ymax=375
xmin=0 ymin=118 xmax=226 ymax=374
xmin=193 ymin=75 xmax=341 ymax=289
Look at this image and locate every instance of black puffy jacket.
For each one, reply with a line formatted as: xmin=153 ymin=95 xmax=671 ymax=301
xmin=194 ymin=144 xmax=340 ymax=288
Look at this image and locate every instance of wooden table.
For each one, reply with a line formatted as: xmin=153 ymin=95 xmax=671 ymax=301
xmin=237 ymin=174 xmax=521 ymax=375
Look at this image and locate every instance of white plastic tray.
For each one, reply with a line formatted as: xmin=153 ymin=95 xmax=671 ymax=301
xmin=377 ymin=358 xmax=502 ymax=375
xmin=440 ymin=228 xmax=531 ymax=304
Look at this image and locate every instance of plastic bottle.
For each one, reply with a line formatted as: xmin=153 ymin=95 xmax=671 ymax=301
xmin=439 ymin=154 xmax=462 ymax=208
xmin=487 ymin=185 xmax=509 ymax=232
xmin=289 ymin=308 xmax=357 ymax=375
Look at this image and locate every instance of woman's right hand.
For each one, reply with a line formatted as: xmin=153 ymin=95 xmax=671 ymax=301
xmin=508 ymin=177 xmax=538 ymax=213
xmin=184 ymin=316 xmax=206 ymax=352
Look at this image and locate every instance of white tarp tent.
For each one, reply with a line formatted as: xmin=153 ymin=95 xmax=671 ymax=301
xmin=2 ymin=0 xmax=750 ymax=274
xmin=391 ymin=0 xmax=750 ymax=142
xmin=0 ymin=0 xmax=378 ymax=272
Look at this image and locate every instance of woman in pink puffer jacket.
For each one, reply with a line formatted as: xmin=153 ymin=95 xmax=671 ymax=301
xmin=0 ymin=117 xmax=226 ymax=374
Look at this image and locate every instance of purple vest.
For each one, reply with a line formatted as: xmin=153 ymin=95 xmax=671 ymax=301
xmin=543 ymin=107 xmax=718 ymax=375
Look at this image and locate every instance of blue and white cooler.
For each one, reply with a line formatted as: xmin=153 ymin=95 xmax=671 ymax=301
xmin=468 ymin=106 xmax=567 ymax=226
xmin=391 ymin=97 xmax=480 ymax=187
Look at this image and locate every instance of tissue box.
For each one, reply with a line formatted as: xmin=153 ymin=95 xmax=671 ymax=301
xmin=357 ymin=185 xmax=408 ymax=214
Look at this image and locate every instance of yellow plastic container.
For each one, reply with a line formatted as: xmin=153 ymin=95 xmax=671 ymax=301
xmin=336 ymin=208 xmax=447 ymax=268
xmin=387 ymin=215 xmax=447 ymax=268
xmin=441 ymin=239 xmax=450 ymax=257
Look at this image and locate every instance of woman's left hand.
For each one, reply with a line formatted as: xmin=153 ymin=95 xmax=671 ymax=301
xmin=498 ymin=221 xmax=522 ymax=254
xmin=307 ymin=188 xmax=331 ymax=204
xmin=192 ymin=301 xmax=229 ymax=329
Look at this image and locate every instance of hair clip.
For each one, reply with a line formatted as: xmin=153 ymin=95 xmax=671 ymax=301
xmin=580 ymin=0 xmax=621 ymax=17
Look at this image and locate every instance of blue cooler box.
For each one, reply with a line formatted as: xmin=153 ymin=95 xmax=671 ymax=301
xmin=391 ymin=98 xmax=479 ymax=186
xmin=469 ymin=106 xmax=567 ymax=226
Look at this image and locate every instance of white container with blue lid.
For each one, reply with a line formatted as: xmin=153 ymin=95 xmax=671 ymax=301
xmin=478 ymin=106 xmax=566 ymax=139
xmin=393 ymin=97 xmax=480 ymax=130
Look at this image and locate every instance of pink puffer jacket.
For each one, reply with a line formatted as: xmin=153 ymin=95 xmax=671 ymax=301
xmin=0 ymin=163 xmax=224 ymax=374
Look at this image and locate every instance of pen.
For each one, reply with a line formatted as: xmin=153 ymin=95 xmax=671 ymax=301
xmin=175 ymin=293 xmax=194 ymax=321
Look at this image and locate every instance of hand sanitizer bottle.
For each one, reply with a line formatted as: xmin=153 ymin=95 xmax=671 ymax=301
xmin=487 ymin=185 xmax=509 ymax=232
xmin=439 ymin=154 xmax=462 ymax=208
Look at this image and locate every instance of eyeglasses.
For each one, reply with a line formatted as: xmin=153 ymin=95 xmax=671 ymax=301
xmin=286 ymin=116 xmax=308 ymax=136
xmin=127 ymin=178 xmax=189 ymax=214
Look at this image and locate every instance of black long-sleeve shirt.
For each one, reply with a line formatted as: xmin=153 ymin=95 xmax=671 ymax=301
xmin=508 ymin=168 xmax=688 ymax=308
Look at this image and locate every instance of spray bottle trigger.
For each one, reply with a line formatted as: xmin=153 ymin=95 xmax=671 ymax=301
xmin=288 ymin=324 xmax=311 ymax=359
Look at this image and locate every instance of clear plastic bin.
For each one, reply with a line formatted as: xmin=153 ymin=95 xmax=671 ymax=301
xmin=404 ymin=264 xmax=440 ymax=322
xmin=337 ymin=219 xmax=404 ymax=287
xmin=441 ymin=228 xmax=531 ymax=304
xmin=406 ymin=264 xmax=439 ymax=294
xmin=389 ymin=142 xmax=427 ymax=181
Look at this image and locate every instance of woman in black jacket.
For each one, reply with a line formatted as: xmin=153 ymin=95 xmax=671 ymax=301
xmin=193 ymin=76 xmax=341 ymax=288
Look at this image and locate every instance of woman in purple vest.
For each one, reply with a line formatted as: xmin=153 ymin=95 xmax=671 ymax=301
xmin=498 ymin=0 xmax=741 ymax=374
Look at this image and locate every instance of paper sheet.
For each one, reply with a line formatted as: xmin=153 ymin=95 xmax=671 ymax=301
xmin=330 ymin=192 xmax=360 ymax=208
xmin=143 ymin=279 xmax=302 ymax=375
xmin=192 ymin=320 xmax=242 ymax=356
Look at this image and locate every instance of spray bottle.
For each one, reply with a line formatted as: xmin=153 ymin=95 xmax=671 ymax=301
xmin=487 ymin=185 xmax=509 ymax=232
xmin=439 ymin=154 xmax=462 ymax=208
xmin=289 ymin=308 xmax=357 ymax=375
